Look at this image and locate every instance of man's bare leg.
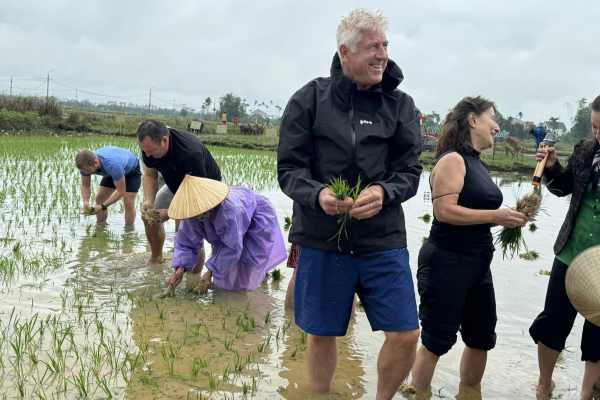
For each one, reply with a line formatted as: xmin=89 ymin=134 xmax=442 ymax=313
xmin=460 ymin=347 xmax=487 ymax=384
xmin=95 ymin=186 xmax=115 ymax=223
xmin=376 ymin=330 xmax=420 ymax=400
xmin=412 ymin=344 xmax=440 ymax=391
xmin=537 ymin=342 xmax=559 ymax=395
xmin=123 ymin=192 xmax=137 ymax=226
xmin=285 ymin=268 xmax=297 ymax=308
xmin=144 ymin=218 xmax=165 ymax=263
xmin=307 ymin=335 xmax=337 ymax=392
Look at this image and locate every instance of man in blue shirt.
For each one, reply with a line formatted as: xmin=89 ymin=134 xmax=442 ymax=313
xmin=76 ymin=147 xmax=142 ymax=225
xmin=530 ymin=125 xmax=548 ymax=149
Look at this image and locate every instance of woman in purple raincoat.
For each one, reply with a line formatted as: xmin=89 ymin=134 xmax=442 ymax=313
xmin=164 ymin=175 xmax=287 ymax=292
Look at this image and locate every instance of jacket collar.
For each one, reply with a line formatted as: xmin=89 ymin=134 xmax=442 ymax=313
xmin=330 ymin=53 xmax=404 ymax=101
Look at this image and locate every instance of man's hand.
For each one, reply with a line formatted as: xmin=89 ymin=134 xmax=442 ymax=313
xmin=165 ymin=267 xmax=185 ymax=287
xmin=318 ymin=188 xmax=354 ymax=216
xmin=350 ymin=185 xmax=384 ymax=220
xmin=141 ymin=200 xmax=154 ymax=214
xmin=90 ymin=204 xmax=103 ymax=215
xmin=537 ymin=143 xmax=557 ymax=170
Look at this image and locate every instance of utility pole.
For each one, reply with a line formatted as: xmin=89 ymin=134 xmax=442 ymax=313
xmin=172 ymin=100 xmax=175 ymax=117
xmin=46 ymin=70 xmax=53 ymax=99
xmin=10 ymin=75 xmax=15 ymax=96
xmin=75 ymin=89 xmax=78 ymax=108
xmin=148 ymin=86 xmax=154 ymax=116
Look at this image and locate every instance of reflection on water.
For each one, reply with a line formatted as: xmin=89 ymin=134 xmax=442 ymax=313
xmin=0 ymin=137 xmax=590 ymax=399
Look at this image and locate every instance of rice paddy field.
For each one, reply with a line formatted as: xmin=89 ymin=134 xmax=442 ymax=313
xmin=0 ymin=135 xmax=591 ymax=399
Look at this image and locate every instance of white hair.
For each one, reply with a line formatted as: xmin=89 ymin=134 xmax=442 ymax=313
xmin=336 ymin=8 xmax=388 ymax=59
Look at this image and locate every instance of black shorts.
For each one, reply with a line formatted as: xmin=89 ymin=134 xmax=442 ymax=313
xmin=417 ymin=240 xmax=497 ymax=356
xmin=99 ymin=164 xmax=142 ymax=193
xmin=529 ymin=257 xmax=600 ymax=362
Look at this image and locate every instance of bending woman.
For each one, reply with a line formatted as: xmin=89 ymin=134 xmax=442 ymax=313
xmin=530 ymin=95 xmax=600 ymax=400
xmin=411 ymin=97 xmax=528 ymax=392
xmin=164 ymin=175 xmax=287 ymax=292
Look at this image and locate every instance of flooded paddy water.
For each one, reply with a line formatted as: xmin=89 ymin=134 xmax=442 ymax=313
xmin=0 ymin=136 xmax=588 ymax=399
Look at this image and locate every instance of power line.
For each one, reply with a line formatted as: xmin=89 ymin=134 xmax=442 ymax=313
xmin=50 ymin=79 xmax=148 ymax=99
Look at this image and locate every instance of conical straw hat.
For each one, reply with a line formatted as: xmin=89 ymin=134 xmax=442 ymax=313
xmin=566 ymin=245 xmax=600 ymax=327
xmin=168 ymin=175 xmax=230 ymax=220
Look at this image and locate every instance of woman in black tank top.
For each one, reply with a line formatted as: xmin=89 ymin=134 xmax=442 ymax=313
xmin=409 ymin=97 xmax=529 ymax=395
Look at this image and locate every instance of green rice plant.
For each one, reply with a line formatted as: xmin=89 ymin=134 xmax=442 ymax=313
xmin=91 ymin=368 xmax=113 ymax=399
xmin=206 ymin=372 xmax=219 ymax=391
xmin=422 ymin=236 xmax=428 ymax=245
xmin=67 ymin=367 xmax=91 ymax=397
xmin=496 ymin=192 xmax=542 ymax=259
xmin=222 ymin=319 xmax=226 ymax=330
xmin=138 ymin=376 xmax=159 ymax=389
xmin=250 ymin=316 xmax=256 ymax=329
xmin=222 ymin=363 xmax=231 ymax=382
xmin=324 ymin=175 xmax=370 ymax=250
xmin=529 ymin=223 xmax=538 ymax=232
xmin=270 ymin=269 xmax=282 ymax=281
xmin=16 ymin=378 xmax=26 ymax=398
xmin=419 ymin=213 xmax=432 ymax=223
xmin=284 ymin=216 xmax=292 ymax=231
xmin=234 ymin=351 xmax=245 ymax=372
xmin=243 ymin=381 xmax=250 ymax=395
xmin=299 ymin=329 xmax=308 ymax=345
xmin=225 ymin=337 xmax=234 ymax=350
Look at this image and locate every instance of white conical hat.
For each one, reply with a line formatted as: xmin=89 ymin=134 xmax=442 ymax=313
xmin=168 ymin=175 xmax=229 ymax=220
xmin=566 ymin=245 xmax=600 ymax=327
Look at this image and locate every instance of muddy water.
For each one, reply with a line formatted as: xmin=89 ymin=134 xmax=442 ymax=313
xmin=0 ymin=137 xmax=590 ymax=399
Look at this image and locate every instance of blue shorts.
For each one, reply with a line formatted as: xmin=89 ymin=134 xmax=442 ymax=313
xmin=294 ymin=247 xmax=419 ymax=336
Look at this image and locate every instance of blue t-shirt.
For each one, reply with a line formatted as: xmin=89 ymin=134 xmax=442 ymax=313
xmin=80 ymin=147 xmax=139 ymax=181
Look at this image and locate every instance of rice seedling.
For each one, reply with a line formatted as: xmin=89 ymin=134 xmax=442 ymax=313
xmin=91 ymin=368 xmax=113 ymax=399
xmin=418 ymin=213 xmax=432 ymax=223
xmin=206 ymin=372 xmax=219 ymax=391
xmin=519 ymin=250 xmax=540 ymax=261
xmin=496 ymin=192 xmax=542 ymax=259
xmin=83 ymin=205 xmax=95 ymax=216
xmin=225 ymin=337 xmax=234 ymax=350
xmin=270 ymin=269 xmax=282 ymax=281
xmin=324 ymin=175 xmax=369 ymax=250
xmin=299 ymin=329 xmax=308 ymax=345
xmin=529 ymin=223 xmax=538 ymax=233
xmin=67 ymin=367 xmax=91 ymax=397
xmin=422 ymin=236 xmax=428 ymax=245
xmin=264 ymin=311 xmax=271 ymax=324
xmin=138 ymin=376 xmax=159 ymax=389
xmin=222 ymin=363 xmax=231 ymax=382
xmin=284 ymin=215 xmax=292 ymax=231
xmin=539 ymin=270 xmax=551 ymax=276
xmin=243 ymin=381 xmax=250 ymax=395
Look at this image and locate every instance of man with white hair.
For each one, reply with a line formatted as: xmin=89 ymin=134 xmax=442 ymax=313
xmin=278 ymin=8 xmax=422 ymax=399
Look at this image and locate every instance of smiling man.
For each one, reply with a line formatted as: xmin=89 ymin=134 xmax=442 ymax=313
xmin=277 ymin=8 xmax=422 ymax=400
xmin=137 ymin=119 xmax=221 ymax=263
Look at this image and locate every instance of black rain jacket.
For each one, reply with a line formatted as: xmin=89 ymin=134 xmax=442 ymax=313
xmin=277 ymin=53 xmax=422 ymax=254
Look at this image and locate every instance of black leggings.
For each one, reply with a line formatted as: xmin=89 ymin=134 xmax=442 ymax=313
xmin=529 ymin=257 xmax=600 ymax=362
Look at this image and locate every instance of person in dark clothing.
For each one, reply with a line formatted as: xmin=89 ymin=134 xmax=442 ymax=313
xmin=530 ymin=95 xmax=600 ymax=400
xmin=530 ymin=125 xmax=548 ymax=148
xmin=137 ymin=119 xmax=222 ymax=263
xmin=277 ymin=9 xmax=422 ymax=399
xmin=410 ymin=97 xmax=529 ymax=394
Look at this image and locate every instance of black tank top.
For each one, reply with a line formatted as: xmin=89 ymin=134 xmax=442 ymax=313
xmin=429 ymin=149 xmax=503 ymax=254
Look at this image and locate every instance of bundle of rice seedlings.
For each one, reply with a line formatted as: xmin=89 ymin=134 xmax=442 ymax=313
xmin=84 ymin=205 xmax=95 ymax=216
xmin=142 ymin=209 xmax=163 ymax=226
xmin=324 ymin=176 xmax=369 ymax=251
xmin=157 ymin=284 xmax=176 ymax=299
xmin=496 ymin=192 xmax=541 ymax=259
xmin=539 ymin=270 xmax=551 ymax=276
xmin=529 ymin=223 xmax=538 ymax=233
xmin=418 ymin=213 xmax=431 ymax=223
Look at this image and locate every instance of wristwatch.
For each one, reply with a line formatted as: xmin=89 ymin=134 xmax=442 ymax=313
xmin=101 ymin=203 xmax=108 ymax=211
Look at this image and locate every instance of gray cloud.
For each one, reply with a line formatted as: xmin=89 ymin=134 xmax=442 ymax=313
xmin=1 ymin=0 xmax=598 ymax=126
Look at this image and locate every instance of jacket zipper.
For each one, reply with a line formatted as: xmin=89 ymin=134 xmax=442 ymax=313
xmin=348 ymin=90 xmax=355 ymax=254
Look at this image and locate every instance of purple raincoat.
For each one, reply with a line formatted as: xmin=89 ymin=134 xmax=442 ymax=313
xmin=172 ymin=187 xmax=287 ymax=291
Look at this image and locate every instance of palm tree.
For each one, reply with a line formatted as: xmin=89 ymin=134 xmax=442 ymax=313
xmin=517 ymin=112 xmax=523 ymax=120
xmin=269 ymin=101 xmax=273 ymax=116
xmin=549 ymin=116 xmax=559 ymax=134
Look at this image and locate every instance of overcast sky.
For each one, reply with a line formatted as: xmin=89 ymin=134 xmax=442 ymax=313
xmin=1 ymin=0 xmax=598 ymax=127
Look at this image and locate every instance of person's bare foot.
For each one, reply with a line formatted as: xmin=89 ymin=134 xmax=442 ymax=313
xmin=536 ymin=380 xmax=555 ymax=396
xmin=150 ymin=255 xmax=164 ymax=264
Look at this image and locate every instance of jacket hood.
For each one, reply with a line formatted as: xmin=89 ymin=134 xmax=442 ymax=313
xmin=330 ymin=52 xmax=404 ymax=96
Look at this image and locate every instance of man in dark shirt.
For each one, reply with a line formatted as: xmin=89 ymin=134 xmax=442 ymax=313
xmin=137 ymin=119 xmax=222 ymax=263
